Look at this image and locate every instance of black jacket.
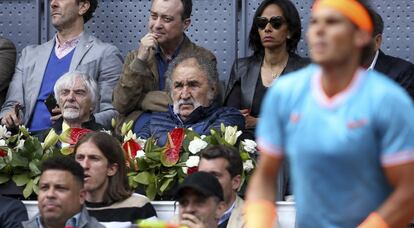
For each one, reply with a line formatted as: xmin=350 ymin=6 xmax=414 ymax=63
xmin=374 ymin=50 xmax=414 ymax=100
xmin=224 ymin=53 xmax=310 ymax=111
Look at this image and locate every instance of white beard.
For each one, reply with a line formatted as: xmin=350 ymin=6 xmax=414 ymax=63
xmin=63 ymin=108 xmax=80 ymax=121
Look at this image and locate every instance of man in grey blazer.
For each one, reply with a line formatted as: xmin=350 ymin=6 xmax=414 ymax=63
xmin=0 ymin=38 xmax=16 ymax=108
xmin=0 ymin=0 xmax=122 ymax=131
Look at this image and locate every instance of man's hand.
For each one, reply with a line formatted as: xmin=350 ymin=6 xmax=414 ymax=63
xmin=50 ymin=107 xmax=62 ymax=123
xmin=240 ymin=109 xmax=258 ymax=129
xmin=180 ymin=213 xmax=206 ymax=228
xmin=1 ymin=105 xmax=22 ymax=128
xmin=137 ymin=33 xmax=159 ymax=61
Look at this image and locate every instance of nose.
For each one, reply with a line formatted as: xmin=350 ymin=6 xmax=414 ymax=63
xmin=182 ymin=202 xmax=196 ymax=214
xmin=50 ymin=0 xmax=58 ymax=8
xmin=45 ymin=187 xmax=56 ymax=198
xmin=78 ymin=158 xmax=90 ymax=170
xmin=66 ymin=91 xmax=76 ymax=101
xmin=264 ymin=22 xmax=272 ymax=32
xmin=180 ymin=86 xmax=191 ymax=99
xmin=153 ymin=17 xmax=163 ymax=29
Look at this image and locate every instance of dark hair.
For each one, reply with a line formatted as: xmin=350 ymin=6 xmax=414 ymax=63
xmin=152 ymin=0 xmax=192 ymax=20
xmin=77 ymin=0 xmax=98 ymax=23
xmin=180 ymin=0 xmax=192 ymax=20
xmin=248 ymin=0 xmax=302 ymax=55
xmin=41 ymin=156 xmax=85 ymax=187
xmin=200 ymin=145 xmax=243 ymax=178
xmin=74 ymin=132 xmax=131 ymax=204
xmin=165 ymin=53 xmax=220 ymax=103
xmin=369 ymin=9 xmax=384 ymax=36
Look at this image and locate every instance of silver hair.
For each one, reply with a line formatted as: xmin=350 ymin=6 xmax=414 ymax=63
xmin=165 ymin=53 xmax=220 ymax=104
xmin=54 ymin=71 xmax=99 ymax=111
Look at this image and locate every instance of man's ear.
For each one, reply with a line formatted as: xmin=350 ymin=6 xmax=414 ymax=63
xmin=79 ymin=188 xmax=87 ymax=205
xmin=78 ymin=0 xmax=90 ymax=16
xmin=374 ymin=34 xmax=382 ymax=51
xmin=183 ymin=18 xmax=191 ymax=31
xmin=354 ymin=30 xmax=372 ymax=49
xmin=107 ymin=163 xmax=119 ymax=177
xmin=232 ymin=174 xmax=242 ymax=191
xmin=215 ymin=201 xmax=227 ymax=220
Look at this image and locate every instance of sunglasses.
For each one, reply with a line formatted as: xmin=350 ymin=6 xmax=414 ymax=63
xmin=254 ymin=16 xmax=286 ymax=30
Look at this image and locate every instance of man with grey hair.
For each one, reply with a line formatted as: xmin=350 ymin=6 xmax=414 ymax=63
xmin=137 ymin=54 xmax=244 ymax=146
xmin=112 ymin=0 xmax=216 ymax=134
xmin=38 ymin=71 xmax=105 ymax=140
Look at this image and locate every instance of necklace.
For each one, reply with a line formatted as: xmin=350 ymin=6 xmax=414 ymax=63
xmin=271 ymin=58 xmax=289 ymax=80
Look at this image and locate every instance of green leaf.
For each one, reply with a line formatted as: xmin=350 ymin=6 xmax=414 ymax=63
xmin=29 ymin=160 xmax=41 ymax=176
xmin=133 ymin=171 xmax=151 ymax=185
xmin=33 ymin=176 xmax=40 ymax=184
xmin=12 ymin=173 xmax=30 ymax=186
xmin=146 ymin=182 xmax=157 ymax=200
xmin=10 ymin=152 xmax=28 ymax=168
xmin=23 ymin=179 xmax=34 ymax=198
xmin=0 ymin=174 xmax=10 ymax=184
xmin=145 ymin=152 xmax=161 ymax=161
xmin=160 ymin=178 xmax=174 ymax=193
xmin=32 ymin=184 xmax=39 ymax=195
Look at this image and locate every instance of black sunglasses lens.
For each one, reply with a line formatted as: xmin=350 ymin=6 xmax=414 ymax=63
xmin=255 ymin=17 xmax=269 ymax=29
xmin=269 ymin=17 xmax=284 ymax=29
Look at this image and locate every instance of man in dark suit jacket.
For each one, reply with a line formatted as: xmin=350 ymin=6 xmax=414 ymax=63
xmin=0 ymin=38 xmax=16 ymax=107
xmin=363 ymin=10 xmax=414 ymax=100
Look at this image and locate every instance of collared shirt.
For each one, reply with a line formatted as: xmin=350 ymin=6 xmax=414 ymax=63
xmin=367 ymin=50 xmax=379 ymax=71
xmin=218 ymin=200 xmax=236 ymax=225
xmin=35 ymin=212 xmax=81 ymax=228
xmin=55 ymin=32 xmax=83 ymax=59
xmin=155 ymin=40 xmax=184 ymax=90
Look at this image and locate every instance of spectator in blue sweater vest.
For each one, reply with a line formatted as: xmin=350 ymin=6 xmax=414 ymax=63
xmin=74 ymin=132 xmax=157 ymax=226
xmin=0 ymin=0 xmax=122 ymax=131
xmin=137 ymin=53 xmax=245 ymax=146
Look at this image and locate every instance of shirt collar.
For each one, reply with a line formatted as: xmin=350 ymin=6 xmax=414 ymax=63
xmin=36 ymin=212 xmax=81 ymax=228
xmin=155 ymin=37 xmax=185 ymax=62
xmin=218 ymin=200 xmax=236 ymax=225
xmin=55 ymin=32 xmax=83 ymax=49
xmin=367 ymin=50 xmax=379 ymax=71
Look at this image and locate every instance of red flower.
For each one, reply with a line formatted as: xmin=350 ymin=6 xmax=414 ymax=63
xmin=122 ymin=139 xmax=141 ymax=159
xmin=0 ymin=149 xmax=7 ymax=157
xmin=161 ymin=128 xmax=185 ymax=167
xmin=187 ymin=166 xmax=198 ymax=175
xmin=61 ymin=128 xmax=93 ymax=145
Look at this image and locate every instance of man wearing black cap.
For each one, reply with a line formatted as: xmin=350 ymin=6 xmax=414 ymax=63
xmin=175 ymin=172 xmax=226 ymax=228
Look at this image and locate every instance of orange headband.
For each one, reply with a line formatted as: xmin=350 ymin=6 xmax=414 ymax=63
xmin=313 ymin=0 xmax=373 ymax=34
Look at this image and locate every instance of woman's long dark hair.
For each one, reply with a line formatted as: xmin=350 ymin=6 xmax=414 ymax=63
xmin=248 ymin=0 xmax=302 ymax=56
xmin=74 ymin=132 xmax=131 ymax=204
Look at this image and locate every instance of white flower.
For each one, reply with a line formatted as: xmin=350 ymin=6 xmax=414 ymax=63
xmin=0 ymin=139 xmax=6 ymax=147
xmin=186 ymin=156 xmax=200 ymax=167
xmin=182 ymin=167 xmax=188 ymax=174
xmin=124 ymin=131 xmax=138 ymax=142
xmin=61 ymin=142 xmax=70 ymax=148
xmin=0 ymin=125 xmax=11 ymax=139
xmin=188 ymin=137 xmax=208 ymax=154
xmin=243 ymin=160 xmax=254 ymax=172
xmin=242 ymin=139 xmax=257 ymax=153
xmin=136 ymin=137 xmax=147 ymax=149
xmin=16 ymin=139 xmax=25 ymax=150
xmin=100 ymin=129 xmax=112 ymax=135
xmin=200 ymin=135 xmax=206 ymax=139
xmin=135 ymin=150 xmax=146 ymax=158
xmin=224 ymin=125 xmax=242 ymax=146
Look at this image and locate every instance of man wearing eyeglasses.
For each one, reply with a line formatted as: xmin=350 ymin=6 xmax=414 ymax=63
xmin=113 ymin=0 xmax=216 ymax=134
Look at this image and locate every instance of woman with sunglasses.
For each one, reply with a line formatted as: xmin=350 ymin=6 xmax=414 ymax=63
xmin=224 ymin=0 xmax=309 ymax=141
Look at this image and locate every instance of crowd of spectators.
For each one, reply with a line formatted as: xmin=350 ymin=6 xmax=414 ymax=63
xmin=0 ymin=0 xmax=413 ymax=227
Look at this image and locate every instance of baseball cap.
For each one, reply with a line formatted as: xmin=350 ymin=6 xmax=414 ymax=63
xmin=175 ymin=171 xmax=224 ymax=201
